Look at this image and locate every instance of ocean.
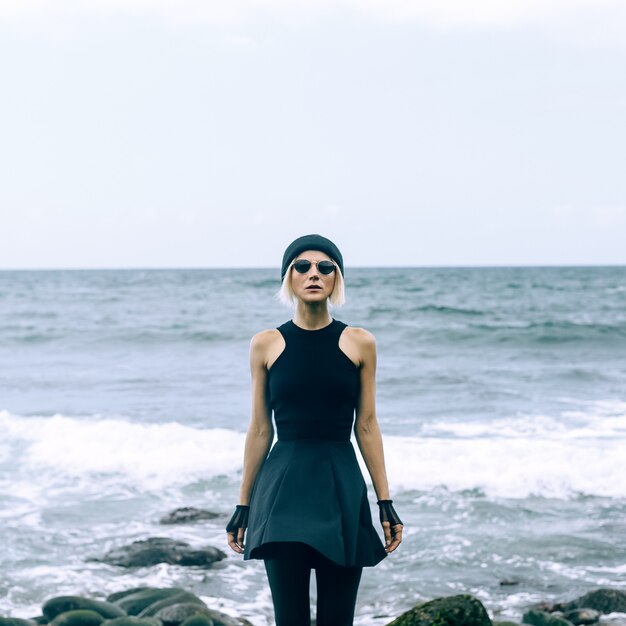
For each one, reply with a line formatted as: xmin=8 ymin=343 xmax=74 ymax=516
xmin=1 ymin=266 xmax=625 ymax=624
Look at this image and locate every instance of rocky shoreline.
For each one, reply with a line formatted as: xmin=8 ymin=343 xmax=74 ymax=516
xmin=2 ymin=508 xmax=625 ymax=626
xmin=389 ymin=589 xmax=626 ymax=626
xmin=0 ymin=587 xmax=250 ymax=626
xmin=2 ymin=586 xmax=626 ymax=626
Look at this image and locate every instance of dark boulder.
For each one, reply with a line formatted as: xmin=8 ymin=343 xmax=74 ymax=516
xmin=493 ymin=621 xmax=522 ymax=626
xmin=95 ymin=538 xmax=226 ymax=568
xmin=178 ymin=618 xmax=213 ymax=626
xmin=0 ymin=619 xmax=39 ymax=626
xmin=387 ymin=594 xmax=492 ymax=626
xmin=138 ymin=593 xmax=206 ymax=618
xmin=50 ymin=611 xmax=106 ymax=626
xmin=522 ymin=610 xmax=573 ymax=626
xmin=110 ymin=590 xmax=189 ymax=616
xmin=559 ymin=590 xmax=626 ymax=615
xmin=152 ymin=604 xmax=213 ymax=626
xmin=102 ymin=617 xmax=162 ymax=626
xmin=562 ymin=610 xmax=600 ymax=626
xmin=43 ymin=598 xmax=126 ymax=622
xmin=195 ymin=612 xmax=251 ymax=626
xmin=159 ymin=509 xmax=220 ymax=525
xmin=107 ymin=589 xmax=159 ymax=604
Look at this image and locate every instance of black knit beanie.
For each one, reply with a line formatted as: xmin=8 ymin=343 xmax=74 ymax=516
xmin=281 ymin=234 xmax=344 ymax=281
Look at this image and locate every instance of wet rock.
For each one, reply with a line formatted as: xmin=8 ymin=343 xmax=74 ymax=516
xmin=138 ymin=593 xmax=206 ymax=618
xmin=178 ymin=618 xmax=214 ymax=626
xmin=562 ymin=610 xmax=600 ymax=626
xmin=0 ymin=619 xmax=39 ymax=626
xmin=95 ymin=538 xmax=226 ymax=568
xmin=152 ymin=604 xmax=213 ymax=626
xmin=387 ymin=594 xmax=492 ymax=626
xmin=50 ymin=610 xmax=106 ymax=626
xmin=107 ymin=590 xmax=159 ymax=605
xmin=493 ymin=621 xmax=522 ymax=626
xmin=103 ymin=618 xmax=162 ymax=626
xmin=499 ymin=581 xmax=520 ymax=587
xmin=522 ymin=609 xmax=574 ymax=626
xmin=197 ymin=612 xmax=251 ymax=626
xmin=110 ymin=590 xmax=189 ymax=616
xmin=561 ymin=590 xmax=626 ymax=615
xmin=159 ymin=509 xmax=220 ymax=525
xmin=43 ymin=598 xmax=126 ymax=622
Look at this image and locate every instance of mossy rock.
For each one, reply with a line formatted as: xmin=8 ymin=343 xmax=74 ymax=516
xmin=493 ymin=621 xmax=522 ymax=626
xmin=198 ymin=612 xmax=249 ymax=626
xmin=107 ymin=590 xmax=159 ymax=605
xmin=112 ymin=590 xmax=188 ymax=617
xmin=103 ymin=617 xmax=162 ymax=626
xmin=388 ymin=595 xmax=492 ymax=626
xmin=153 ymin=604 xmax=213 ymax=626
xmin=138 ymin=594 xmax=205 ymax=619
xmin=43 ymin=599 xmax=126 ymax=622
xmin=0 ymin=619 xmax=39 ymax=626
xmin=50 ymin=610 xmax=106 ymax=626
xmin=179 ymin=617 xmax=214 ymax=626
xmin=561 ymin=610 xmax=599 ymax=626
xmin=522 ymin=610 xmax=574 ymax=626
xmin=561 ymin=590 xmax=626 ymax=615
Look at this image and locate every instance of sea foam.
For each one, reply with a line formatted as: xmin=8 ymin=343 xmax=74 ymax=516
xmin=1 ymin=403 xmax=625 ymax=501
xmin=0 ymin=410 xmax=245 ymax=499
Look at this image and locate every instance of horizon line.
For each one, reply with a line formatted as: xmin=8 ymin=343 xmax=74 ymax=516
xmin=1 ymin=262 xmax=625 ymax=272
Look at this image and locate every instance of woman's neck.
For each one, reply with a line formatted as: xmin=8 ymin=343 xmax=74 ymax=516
xmin=293 ymin=302 xmax=332 ymax=330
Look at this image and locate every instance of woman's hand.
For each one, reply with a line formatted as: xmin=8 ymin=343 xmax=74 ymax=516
xmin=227 ymin=527 xmax=246 ymax=554
xmin=383 ymin=521 xmax=403 ymax=553
xmin=377 ymin=499 xmax=403 ymax=553
xmin=225 ymin=505 xmax=249 ymax=554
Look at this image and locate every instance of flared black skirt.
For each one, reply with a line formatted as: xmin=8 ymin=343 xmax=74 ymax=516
xmin=243 ymin=439 xmax=387 ymax=568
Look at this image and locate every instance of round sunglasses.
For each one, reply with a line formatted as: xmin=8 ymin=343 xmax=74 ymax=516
xmin=292 ymin=259 xmax=336 ymax=275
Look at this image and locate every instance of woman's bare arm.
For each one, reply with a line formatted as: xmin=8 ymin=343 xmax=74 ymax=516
xmin=351 ymin=328 xmax=402 ymax=553
xmin=227 ymin=331 xmax=275 ymax=554
xmin=239 ymin=331 xmax=275 ymax=504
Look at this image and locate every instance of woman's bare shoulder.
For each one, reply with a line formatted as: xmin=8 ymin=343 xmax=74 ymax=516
xmin=250 ymin=329 xmax=284 ymax=369
xmin=251 ymin=328 xmax=282 ymax=349
xmin=341 ymin=326 xmax=376 ymax=367
xmin=343 ymin=325 xmax=376 ymax=347
xmin=251 ymin=328 xmax=281 ymax=342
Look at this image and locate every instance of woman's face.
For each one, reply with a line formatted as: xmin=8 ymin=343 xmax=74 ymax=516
xmin=290 ymin=249 xmax=336 ymax=303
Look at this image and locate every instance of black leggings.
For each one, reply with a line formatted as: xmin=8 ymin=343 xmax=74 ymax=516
xmin=262 ymin=542 xmax=363 ymax=626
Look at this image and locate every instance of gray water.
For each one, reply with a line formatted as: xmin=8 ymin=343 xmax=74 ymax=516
xmin=1 ymin=267 xmax=625 ymax=624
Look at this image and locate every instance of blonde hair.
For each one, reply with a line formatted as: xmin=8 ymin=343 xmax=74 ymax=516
xmin=276 ymin=259 xmax=345 ymax=307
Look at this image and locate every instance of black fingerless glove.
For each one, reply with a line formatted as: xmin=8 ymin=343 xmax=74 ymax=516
xmin=377 ymin=499 xmax=403 ymax=527
xmin=225 ymin=505 xmax=249 ymax=533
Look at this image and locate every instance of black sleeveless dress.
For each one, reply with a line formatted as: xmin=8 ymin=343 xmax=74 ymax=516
xmin=243 ymin=318 xmax=388 ymax=568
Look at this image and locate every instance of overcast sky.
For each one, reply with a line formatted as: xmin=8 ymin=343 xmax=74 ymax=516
xmin=1 ymin=0 xmax=625 ymax=269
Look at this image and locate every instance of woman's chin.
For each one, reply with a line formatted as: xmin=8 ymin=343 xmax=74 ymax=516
xmin=300 ymin=288 xmax=326 ymax=297
xmin=299 ymin=293 xmax=328 ymax=304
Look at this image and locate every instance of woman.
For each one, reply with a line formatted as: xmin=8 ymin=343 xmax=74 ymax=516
xmin=226 ymin=234 xmax=403 ymax=626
